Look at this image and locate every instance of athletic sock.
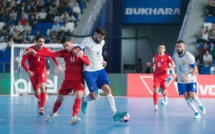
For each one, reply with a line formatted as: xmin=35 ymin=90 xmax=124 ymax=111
xmin=192 ymin=96 xmax=202 ymax=106
xmin=84 ymin=94 xmax=93 ymax=102
xmin=35 ymin=93 xmax=41 ymax=100
xmin=72 ymin=99 xmax=81 ymax=117
xmin=106 ymin=94 xmax=117 ymax=116
xmin=40 ymin=92 xmax=47 ymax=108
xmin=52 ymin=101 xmax=62 ymax=113
xmin=153 ymin=92 xmax=158 ymax=105
xmin=186 ymin=98 xmax=198 ymax=113
xmin=163 ymin=95 xmax=168 ymax=102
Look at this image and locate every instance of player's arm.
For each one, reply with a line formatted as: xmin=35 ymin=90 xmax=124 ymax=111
xmin=81 ymin=55 xmax=90 ymax=66
xmin=21 ymin=50 xmax=34 ymax=76
xmin=182 ymin=55 xmax=198 ymax=82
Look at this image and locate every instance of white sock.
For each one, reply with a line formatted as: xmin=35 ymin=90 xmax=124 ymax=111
xmin=84 ymin=94 xmax=93 ymax=102
xmin=106 ymin=94 xmax=117 ymax=116
xmin=186 ymin=98 xmax=198 ymax=113
xmin=192 ymin=96 xmax=202 ymax=106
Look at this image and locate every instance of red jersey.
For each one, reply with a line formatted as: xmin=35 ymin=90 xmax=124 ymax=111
xmin=36 ymin=50 xmax=90 ymax=80
xmin=21 ymin=45 xmax=59 ymax=74
xmin=153 ymin=54 xmax=173 ymax=77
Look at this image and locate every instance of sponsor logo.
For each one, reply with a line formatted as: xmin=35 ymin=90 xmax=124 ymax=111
xmin=14 ymin=75 xmax=58 ymax=94
xmin=125 ymin=8 xmax=181 ymax=15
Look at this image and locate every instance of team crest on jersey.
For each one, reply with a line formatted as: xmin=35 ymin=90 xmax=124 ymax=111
xmin=161 ymin=59 xmax=163 ymax=62
xmin=181 ymin=60 xmax=185 ymax=65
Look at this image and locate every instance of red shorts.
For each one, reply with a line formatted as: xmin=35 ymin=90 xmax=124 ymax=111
xmin=30 ymin=71 xmax=47 ymax=91
xmin=59 ymin=80 xmax=85 ymax=95
xmin=153 ymin=76 xmax=168 ymax=90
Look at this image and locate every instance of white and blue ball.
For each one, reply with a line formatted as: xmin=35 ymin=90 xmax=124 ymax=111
xmin=119 ymin=113 xmax=130 ymax=123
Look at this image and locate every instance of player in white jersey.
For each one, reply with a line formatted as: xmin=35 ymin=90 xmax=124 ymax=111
xmin=76 ymin=26 xmax=128 ymax=122
xmin=173 ymin=40 xmax=206 ymax=119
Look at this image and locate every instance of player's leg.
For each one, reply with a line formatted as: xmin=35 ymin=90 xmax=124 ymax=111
xmin=38 ymin=71 xmax=48 ymax=115
xmin=188 ymin=83 xmax=206 ymax=114
xmin=70 ymin=89 xmax=83 ymax=125
xmin=30 ymin=75 xmax=41 ymax=108
xmin=98 ymin=69 xmax=128 ymax=122
xmin=160 ymin=78 xmax=168 ymax=105
xmin=81 ymin=71 xmax=99 ymax=114
xmin=153 ymin=77 xmax=160 ymax=110
xmin=45 ymin=94 xmax=64 ymax=122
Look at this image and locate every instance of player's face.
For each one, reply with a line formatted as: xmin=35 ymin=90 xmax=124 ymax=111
xmin=176 ymin=43 xmax=185 ymax=55
xmin=158 ymin=45 xmax=165 ymax=55
xmin=63 ymin=41 xmax=74 ymax=52
xmin=36 ymin=38 xmax=45 ymax=49
xmin=94 ymin=33 xmax=105 ymax=43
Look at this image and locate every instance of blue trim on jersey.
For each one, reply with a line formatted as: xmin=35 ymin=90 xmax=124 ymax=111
xmin=177 ymin=83 xmax=197 ymax=95
xmin=83 ymin=69 xmax=109 ymax=93
xmin=178 ymin=51 xmax=186 ymax=58
xmin=92 ymin=36 xmax=99 ymax=44
xmin=190 ymin=63 xmax=196 ymax=68
xmin=76 ymin=46 xmax=83 ymax=50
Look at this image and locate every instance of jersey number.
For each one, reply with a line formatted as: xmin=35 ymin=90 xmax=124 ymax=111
xmin=70 ymin=57 xmax=75 ymax=63
xmin=37 ymin=57 xmax=40 ymax=61
xmin=157 ymin=62 xmax=161 ymax=67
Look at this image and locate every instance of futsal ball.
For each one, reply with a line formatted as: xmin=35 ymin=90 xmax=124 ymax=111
xmin=119 ymin=113 xmax=130 ymax=123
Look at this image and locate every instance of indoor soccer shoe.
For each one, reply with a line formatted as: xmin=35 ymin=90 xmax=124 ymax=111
xmin=70 ymin=117 xmax=81 ymax=125
xmin=113 ymin=111 xmax=128 ymax=122
xmin=81 ymin=97 xmax=88 ymax=114
xmin=154 ymin=105 xmax=159 ymax=111
xmin=45 ymin=113 xmax=58 ymax=122
xmin=39 ymin=108 xmax=44 ymax=115
xmin=194 ymin=112 xmax=201 ymax=119
xmin=199 ymin=106 xmax=206 ymax=114
xmin=160 ymin=100 xmax=169 ymax=106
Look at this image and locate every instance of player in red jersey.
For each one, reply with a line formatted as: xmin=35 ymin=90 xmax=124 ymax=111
xmin=146 ymin=43 xmax=175 ymax=110
xmin=28 ymin=36 xmax=90 ymax=125
xmin=21 ymin=35 xmax=62 ymax=115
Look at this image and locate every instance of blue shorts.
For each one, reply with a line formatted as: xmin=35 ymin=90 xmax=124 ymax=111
xmin=177 ymin=83 xmax=197 ymax=95
xmin=83 ymin=69 xmax=110 ymax=93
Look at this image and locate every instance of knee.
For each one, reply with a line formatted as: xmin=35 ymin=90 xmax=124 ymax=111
xmin=102 ymin=85 xmax=111 ymax=95
xmin=90 ymin=93 xmax=98 ymax=100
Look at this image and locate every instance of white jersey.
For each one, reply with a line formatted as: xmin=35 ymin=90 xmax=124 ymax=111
xmin=173 ymin=51 xmax=197 ymax=83
xmin=79 ymin=37 xmax=105 ymax=71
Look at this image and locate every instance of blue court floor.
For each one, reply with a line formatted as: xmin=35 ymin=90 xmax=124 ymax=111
xmin=0 ymin=95 xmax=215 ymax=134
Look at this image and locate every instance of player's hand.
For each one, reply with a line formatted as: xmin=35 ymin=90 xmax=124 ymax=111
xmin=165 ymin=68 xmax=170 ymax=72
xmin=57 ymin=65 xmax=62 ymax=72
xmin=146 ymin=62 xmax=151 ymax=67
xmin=174 ymin=75 xmax=178 ymax=82
xmin=27 ymin=49 xmax=37 ymax=56
xmin=102 ymin=61 xmax=107 ymax=67
xmin=76 ymin=50 xmax=84 ymax=58
xmin=182 ymin=75 xmax=188 ymax=82
xmin=27 ymin=70 xmax=35 ymax=77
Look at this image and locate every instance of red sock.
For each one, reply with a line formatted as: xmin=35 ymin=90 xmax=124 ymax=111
xmin=72 ymin=99 xmax=81 ymax=117
xmin=153 ymin=92 xmax=158 ymax=105
xmin=40 ymin=92 xmax=46 ymax=108
xmin=52 ymin=101 xmax=62 ymax=113
xmin=35 ymin=94 xmax=41 ymax=108
xmin=35 ymin=93 xmax=41 ymax=100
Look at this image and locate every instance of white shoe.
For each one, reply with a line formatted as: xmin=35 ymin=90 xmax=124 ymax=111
xmin=70 ymin=116 xmax=81 ymax=125
xmin=194 ymin=112 xmax=201 ymax=119
xmin=160 ymin=100 xmax=169 ymax=105
xmin=154 ymin=105 xmax=159 ymax=111
xmin=46 ymin=93 xmax=48 ymax=100
xmin=199 ymin=106 xmax=206 ymax=114
xmin=45 ymin=113 xmax=58 ymax=122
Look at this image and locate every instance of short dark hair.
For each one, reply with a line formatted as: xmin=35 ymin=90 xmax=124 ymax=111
xmin=36 ymin=35 xmax=45 ymax=41
xmin=61 ymin=36 xmax=71 ymax=44
xmin=159 ymin=43 xmax=166 ymax=47
xmin=177 ymin=40 xmax=185 ymax=44
xmin=95 ymin=26 xmax=107 ymax=36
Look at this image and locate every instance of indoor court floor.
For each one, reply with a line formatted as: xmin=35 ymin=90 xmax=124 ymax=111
xmin=0 ymin=95 xmax=215 ymax=134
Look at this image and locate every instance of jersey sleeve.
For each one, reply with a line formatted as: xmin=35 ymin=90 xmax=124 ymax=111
xmin=187 ymin=53 xmax=196 ymax=68
xmin=36 ymin=50 xmax=64 ymax=57
xmin=81 ymin=54 xmax=90 ymax=66
xmin=167 ymin=54 xmax=174 ymax=63
xmin=21 ymin=49 xmax=30 ymax=71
